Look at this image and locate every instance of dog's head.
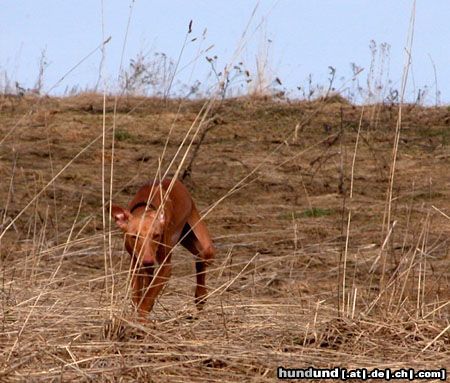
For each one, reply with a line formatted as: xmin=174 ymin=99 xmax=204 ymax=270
xmin=111 ymin=205 xmax=166 ymax=267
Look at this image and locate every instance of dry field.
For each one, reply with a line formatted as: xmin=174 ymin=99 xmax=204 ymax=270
xmin=0 ymin=94 xmax=449 ymax=382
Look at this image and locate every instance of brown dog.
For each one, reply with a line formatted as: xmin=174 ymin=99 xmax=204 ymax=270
xmin=111 ymin=178 xmax=215 ymax=317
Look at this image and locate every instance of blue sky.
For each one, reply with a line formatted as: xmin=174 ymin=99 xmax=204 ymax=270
xmin=1 ymin=1 xmax=448 ymax=103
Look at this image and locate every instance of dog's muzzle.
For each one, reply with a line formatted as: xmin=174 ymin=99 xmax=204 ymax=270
xmin=142 ymin=258 xmax=155 ymax=268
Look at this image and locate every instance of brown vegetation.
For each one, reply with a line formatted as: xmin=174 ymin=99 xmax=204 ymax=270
xmin=0 ymin=94 xmax=449 ymax=381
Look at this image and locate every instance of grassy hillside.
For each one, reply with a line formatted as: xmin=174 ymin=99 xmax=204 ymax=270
xmin=0 ymin=94 xmax=449 ymax=381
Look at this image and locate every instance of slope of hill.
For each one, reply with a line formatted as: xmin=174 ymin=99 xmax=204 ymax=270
xmin=0 ymin=94 xmax=449 ymax=381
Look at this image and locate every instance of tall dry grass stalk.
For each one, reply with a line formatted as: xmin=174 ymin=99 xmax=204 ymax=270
xmin=381 ymin=0 xmax=416 ymax=289
xmin=340 ymin=106 xmax=364 ymax=316
xmin=106 ymin=0 xmax=136 ymax=322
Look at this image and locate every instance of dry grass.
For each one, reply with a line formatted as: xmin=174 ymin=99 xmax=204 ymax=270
xmin=0 ymin=94 xmax=449 ymax=382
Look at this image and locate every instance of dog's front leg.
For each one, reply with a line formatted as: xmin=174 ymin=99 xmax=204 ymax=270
xmin=131 ymin=271 xmax=143 ymax=309
xmin=134 ymin=264 xmax=155 ymax=319
xmin=139 ymin=260 xmax=172 ymax=315
xmin=130 ymin=256 xmax=146 ymax=311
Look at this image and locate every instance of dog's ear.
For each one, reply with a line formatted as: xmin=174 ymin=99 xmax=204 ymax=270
xmin=111 ymin=204 xmax=131 ymax=231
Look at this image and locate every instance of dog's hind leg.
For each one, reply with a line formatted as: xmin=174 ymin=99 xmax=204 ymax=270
xmin=186 ymin=206 xmax=215 ymax=264
xmin=181 ymin=206 xmax=215 ymax=309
